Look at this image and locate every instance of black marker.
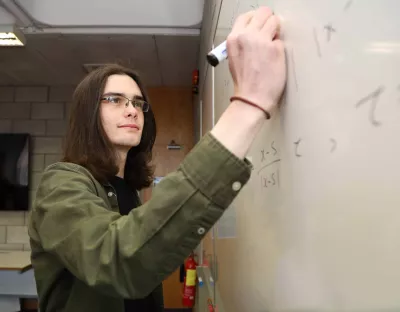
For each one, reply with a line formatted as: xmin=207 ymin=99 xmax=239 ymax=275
xmin=206 ymin=40 xmax=227 ymax=67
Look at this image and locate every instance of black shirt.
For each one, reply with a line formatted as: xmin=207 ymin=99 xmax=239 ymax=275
xmin=108 ymin=176 xmax=156 ymax=312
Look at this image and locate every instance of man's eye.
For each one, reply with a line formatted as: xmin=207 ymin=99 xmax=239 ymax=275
xmin=132 ymin=99 xmax=143 ymax=108
xmin=107 ymin=96 xmax=121 ymax=103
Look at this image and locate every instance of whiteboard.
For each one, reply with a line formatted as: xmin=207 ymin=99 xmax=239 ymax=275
xmin=212 ymin=0 xmax=400 ymax=311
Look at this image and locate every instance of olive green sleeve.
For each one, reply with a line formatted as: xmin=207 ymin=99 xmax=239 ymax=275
xmin=32 ymin=132 xmax=252 ymax=299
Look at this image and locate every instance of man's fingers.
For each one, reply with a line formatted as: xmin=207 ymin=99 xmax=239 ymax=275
xmin=262 ymin=14 xmax=280 ymax=40
xmin=231 ymin=10 xmax=255 ymax=34
xmin=248 ymin=6 xmax=274 ymax=30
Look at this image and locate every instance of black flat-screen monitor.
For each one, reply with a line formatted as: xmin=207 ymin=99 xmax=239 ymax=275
xmin=0 ymin=133 xmax=30 ymax=211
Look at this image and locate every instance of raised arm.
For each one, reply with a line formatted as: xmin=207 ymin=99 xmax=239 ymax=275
xmin=211 ymin=7 xmax=286 ymax=158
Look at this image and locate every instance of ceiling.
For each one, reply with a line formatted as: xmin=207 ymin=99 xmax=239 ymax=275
xmin=0 ymin=33 xmax=200 ymax=87
xmin=0 ymin=0 xmax=204 ymax=87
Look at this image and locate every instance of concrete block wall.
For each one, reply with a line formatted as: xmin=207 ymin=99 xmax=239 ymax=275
xmin=0 ymin=86 xmax=74 ymax=252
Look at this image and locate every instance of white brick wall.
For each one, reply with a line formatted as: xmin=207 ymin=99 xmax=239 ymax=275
xmin=15 ymin=87 xmax=48 ymax=102
xmin=0 ymin=86 xmax=74 ymax=251
xmin=0 ymin=120 xmax=11 ymax=132
xmin=31 ymin=102 xmax=64 ymax=120
xmin=0 ymin=87 xmax=15 ymax=102
xmin=0 ymin=102 xmax=31 ymax=119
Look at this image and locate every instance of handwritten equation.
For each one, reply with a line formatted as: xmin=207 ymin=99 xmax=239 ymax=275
xmin=294 ymin=138 xmax=302 ymax=157
xmin=312 ymin=0 xmax=353 ymax=58
xmin=283 ymin=0 xmax=398 ymax=127
xmin=260 ymin=167 xmax=280 ymax=189
xmin=257 ymin=141 xmax=281 ymax=189
xmin=355 ymin=86 xmax=385 ymax=127
xmin=292 ymin=137 xmax=337 ymax=158
xmin=255 ymin=137 xmax=337 ymax=190
xmin=260 ymin=140 xmax=278 ymax=161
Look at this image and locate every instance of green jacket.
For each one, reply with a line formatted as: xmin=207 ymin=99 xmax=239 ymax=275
xmin=28 ymin=132 xmax=252 ymax=312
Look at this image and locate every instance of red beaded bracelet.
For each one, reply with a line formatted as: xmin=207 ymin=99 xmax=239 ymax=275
xmin=230 ymin=96 xmax=271 ymax=119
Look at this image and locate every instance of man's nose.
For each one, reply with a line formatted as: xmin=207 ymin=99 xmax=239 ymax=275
xmin=124 ymin=101 xmax=139 ymax=116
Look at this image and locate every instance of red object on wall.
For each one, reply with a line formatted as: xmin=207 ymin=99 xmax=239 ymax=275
xmin=182 ymin=252 xmax=198 ymax=307
xmin=192 ymin=69 xmax=199 ymax=95
xmin=207 ymin=298 xmax=214 ymax=312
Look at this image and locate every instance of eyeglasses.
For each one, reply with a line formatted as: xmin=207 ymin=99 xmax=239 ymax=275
xmin=100 ymin=94 xmax=150 ymax=112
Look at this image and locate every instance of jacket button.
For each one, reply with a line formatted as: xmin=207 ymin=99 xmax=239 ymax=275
xmin=197 ymin=227 xmax=205 ymax=235
xmin=107 ymin=192 xmax=114 ymax=197
xmin=232 ymin=181 xmax=241 ymax=191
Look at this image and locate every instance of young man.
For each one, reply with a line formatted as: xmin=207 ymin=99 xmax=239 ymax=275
xmin=28 ymin=6 xmax=286 ymax=312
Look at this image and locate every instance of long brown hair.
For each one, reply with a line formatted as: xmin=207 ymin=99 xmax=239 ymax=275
xmin=62 ymin=64 xmax=156 ymax=190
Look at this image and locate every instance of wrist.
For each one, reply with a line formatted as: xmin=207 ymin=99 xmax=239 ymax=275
xmin=230 ymin=99 xmax=266 ymax=122
xmin=210 ymin=99 xmax=265 ymax=159
xmin=230 ymin=96 xmax=271 ymax=119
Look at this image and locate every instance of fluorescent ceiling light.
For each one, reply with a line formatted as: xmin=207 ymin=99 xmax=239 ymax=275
xmin=0 ymin=24 xmax=26 ymax=46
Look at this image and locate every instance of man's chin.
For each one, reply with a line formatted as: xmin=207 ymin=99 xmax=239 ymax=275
xmin=115 ymin=140 xmax=141 ymax=151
